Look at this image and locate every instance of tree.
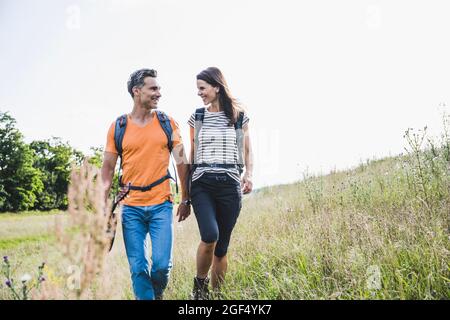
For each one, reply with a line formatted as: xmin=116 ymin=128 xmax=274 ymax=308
xmin=87 ymin=146 xmax=103 ymax=169
xmin=0 ymin=111 xmax=43 ymax=212
xmin=30 ymin=137 xmax=80 ymax=210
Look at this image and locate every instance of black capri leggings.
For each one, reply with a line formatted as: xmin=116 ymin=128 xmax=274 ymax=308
xmin=190 ymin=172 xmax=242 ymax=257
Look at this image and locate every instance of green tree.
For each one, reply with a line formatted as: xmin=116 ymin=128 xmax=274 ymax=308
xmin=87 ymin=146 xmax=103 ymax=169
xmin=30 ymin=137 xmax=81 ymax=210
xmin=0 ymin=111 xmax=43 ymax=212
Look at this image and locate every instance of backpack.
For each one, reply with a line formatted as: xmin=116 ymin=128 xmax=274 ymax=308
xmin=192 ymin=107 xmax=245 ymax=175
xmin=114 ymin=110 xmax=177 ymax=193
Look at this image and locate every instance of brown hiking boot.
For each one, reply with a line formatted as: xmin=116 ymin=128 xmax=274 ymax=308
xmin=191 ymin=276 xmax=210 ymax=300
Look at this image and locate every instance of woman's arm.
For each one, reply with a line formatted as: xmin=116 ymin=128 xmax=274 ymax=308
xmin=242 ymin=123 xmax=253 ymax=194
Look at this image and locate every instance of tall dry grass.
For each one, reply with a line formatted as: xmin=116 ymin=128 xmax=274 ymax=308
xmin=34 ymin=161 xmax=113 ymax=299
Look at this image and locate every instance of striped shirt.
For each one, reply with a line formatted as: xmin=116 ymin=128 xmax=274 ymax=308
xmin=188 ymin=109 xmax=249 ymax=183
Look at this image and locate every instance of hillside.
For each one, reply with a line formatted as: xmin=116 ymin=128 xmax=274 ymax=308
xmin=1 ymin=128 xmax=449 ymax=299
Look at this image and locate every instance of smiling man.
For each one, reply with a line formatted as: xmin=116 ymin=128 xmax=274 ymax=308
xmin=101 ymin=68 xmax=191 ymax=300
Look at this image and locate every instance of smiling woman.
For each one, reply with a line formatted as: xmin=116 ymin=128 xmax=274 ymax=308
xmin=188 ymin=67 xmax=254 ymax=299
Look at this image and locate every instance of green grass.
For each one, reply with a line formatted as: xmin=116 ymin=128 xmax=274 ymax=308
xmin=0 ymin=211 xmax=63 ymax=250
xmin=1 ymin=126 xmax=449 ymax=300
xmin=0 ymin=210 xmax=63 ymax=219
xmin=0 ymin=234 xmax=55 ymax=250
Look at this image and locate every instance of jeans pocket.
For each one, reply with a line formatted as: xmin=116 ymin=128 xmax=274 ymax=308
xmin=227 ymin=177 xmax=241 ymax=187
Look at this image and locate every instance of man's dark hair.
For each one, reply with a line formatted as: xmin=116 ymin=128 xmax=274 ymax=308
xmin=127 ymin=68 xmax=157 ymax=98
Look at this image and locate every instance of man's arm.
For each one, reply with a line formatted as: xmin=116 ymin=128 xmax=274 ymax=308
xmin=101 ymin=151 xmax=118 ymax=203
xmin=172 ymin=143 xmax=190 ymax=201
xmin=173 ymin=142 xmax=191 ymax=222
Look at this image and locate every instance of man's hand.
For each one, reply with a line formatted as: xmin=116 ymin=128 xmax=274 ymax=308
xmin=116 ymin=182 xmax=131 ymax=203
xmin=176 ymin=201 xmax=191 ymax=222
xmin=241 ymin=173 xmax=253 ymax=194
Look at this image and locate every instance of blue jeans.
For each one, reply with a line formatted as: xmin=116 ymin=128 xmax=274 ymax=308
xmin=122 ymin=201 xmax=173 ymax=300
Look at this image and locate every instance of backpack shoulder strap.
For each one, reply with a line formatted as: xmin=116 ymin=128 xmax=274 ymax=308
xmin=234 ymin=111 xmax=244 ymax=130
xmin=234 ymin=111 xmax=245 ymax=174
xmin=195 ymin=107 xmax=206 ymax=122
xmin=114 ymin=114 xmax=128 ymax=156
xmin=114 ymin=114 xmax=128 ymax=187
xmin=155 ymin=110 xmax=179 ymax=194
xmin=155 ymin=110 xmax=173 ymax=152
xmin=193 ymin=107 xmax=206 ymax=169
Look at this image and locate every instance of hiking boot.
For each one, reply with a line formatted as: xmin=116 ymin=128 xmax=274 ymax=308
xmin=191 ymin=276 xmax=210 ymax=300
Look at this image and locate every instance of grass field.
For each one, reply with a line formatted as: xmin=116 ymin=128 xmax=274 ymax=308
xmin=1 ymin=127 xmax=449 ymax=300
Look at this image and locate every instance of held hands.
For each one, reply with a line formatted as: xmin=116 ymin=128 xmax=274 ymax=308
xmin=241 ymin=172 xmax=253 ymax=194
xmin=176 ymin=199 xmax=191 ymax=222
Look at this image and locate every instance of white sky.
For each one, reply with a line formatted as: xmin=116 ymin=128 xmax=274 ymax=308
xmin=1 ymin=0 xmax=449 ymax=188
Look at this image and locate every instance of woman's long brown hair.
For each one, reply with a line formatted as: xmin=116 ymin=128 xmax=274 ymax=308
xmin=197 ymin=67 xmax=243 ymax=126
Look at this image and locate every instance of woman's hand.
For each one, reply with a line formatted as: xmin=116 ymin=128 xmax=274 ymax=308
xmin=241 ymin=173 xmax=253 ymax=194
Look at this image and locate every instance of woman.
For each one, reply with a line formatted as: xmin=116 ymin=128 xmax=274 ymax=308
xmin=187 ymin=67 xmax=253 ymax=299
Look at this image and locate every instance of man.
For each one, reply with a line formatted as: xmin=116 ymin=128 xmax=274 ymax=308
xmin=101 ymin=68 xmax=191 ymax=300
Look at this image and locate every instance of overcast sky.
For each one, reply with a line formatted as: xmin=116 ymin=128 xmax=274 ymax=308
xmin=1 ymin=0 xmax=449 ymax=188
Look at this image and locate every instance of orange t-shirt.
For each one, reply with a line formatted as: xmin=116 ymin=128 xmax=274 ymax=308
xmin=105 ymin=112 xmax=182 ymax=206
